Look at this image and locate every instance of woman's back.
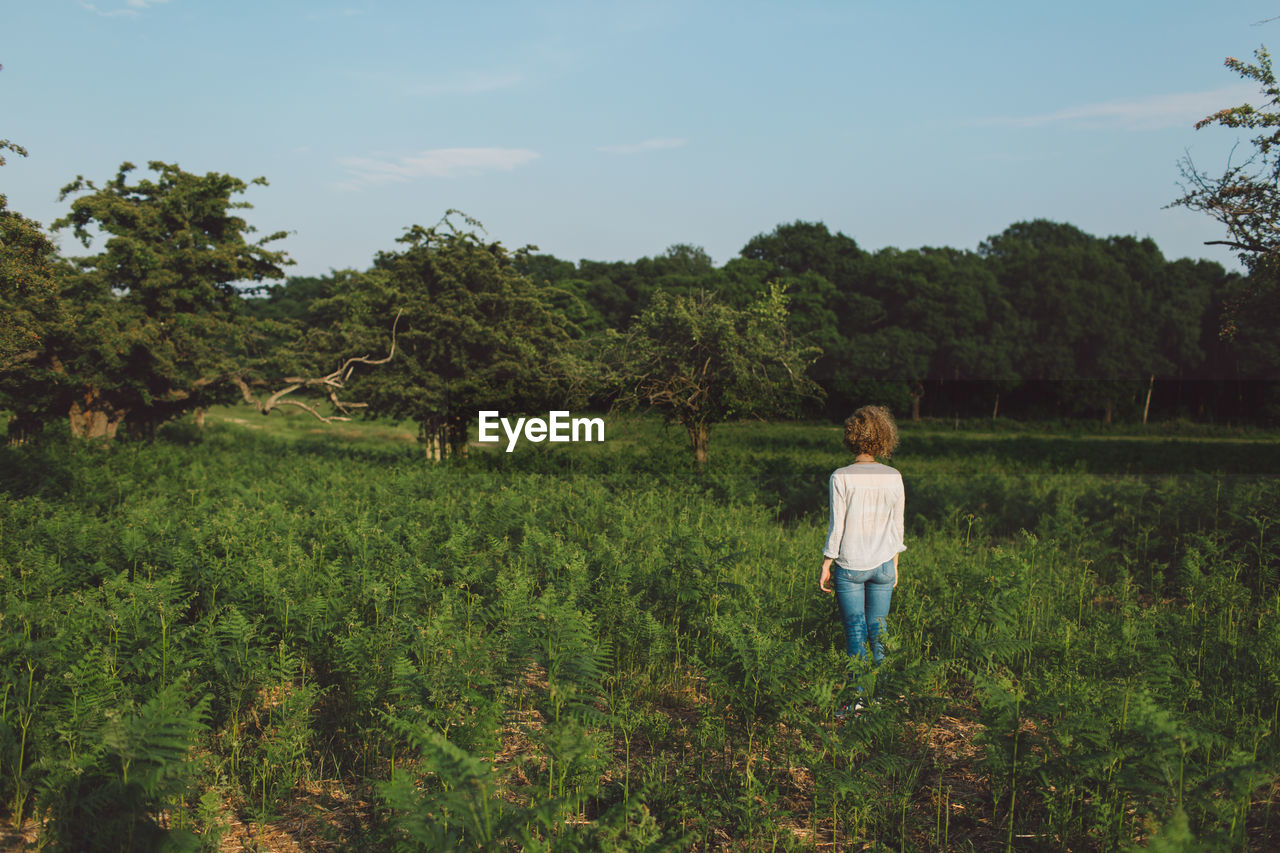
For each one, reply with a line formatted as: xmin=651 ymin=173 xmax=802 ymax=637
xmin=823 ymin=461 xmax=905 ymax=572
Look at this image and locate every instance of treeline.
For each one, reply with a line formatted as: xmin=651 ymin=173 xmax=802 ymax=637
xmin=256 ymin=218 xmax=1270 ymax=424
xmin=537 ymin=220 xmax=1270 ymax=424
xmin=2 ymin=158 xmax=1278 ymax=462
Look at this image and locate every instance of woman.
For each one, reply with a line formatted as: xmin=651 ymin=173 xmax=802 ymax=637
xmin=818 ymin=405 xmax=905 ymax=671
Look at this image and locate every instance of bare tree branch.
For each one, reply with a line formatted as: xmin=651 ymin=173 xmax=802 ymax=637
xmin=237 ymin=309 xmax=401 ymax=421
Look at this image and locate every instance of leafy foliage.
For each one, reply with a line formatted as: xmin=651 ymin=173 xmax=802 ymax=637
xmin=0 ymin=173 xmax=61 ymax=376
xmin=318 ymin=212 xmax=581 ymax=457
xmin=40 ymin=161 xmax=292 ymax=436
xmin=0 ymin=135 xmax=64 ymax=444
xmin=1174 ymin=46 xmax=1280 ymax=381
xmin=2 ymin=415 xmax=1277 ymax=848
xmin=609 ymin=286 xmax=821 ymax=461
xmin=38 ymin=685 xmax=209 ymax=852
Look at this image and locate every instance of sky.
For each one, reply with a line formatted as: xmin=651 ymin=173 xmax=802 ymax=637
xmin=2 ymin=0 xmax=1277 ymax=277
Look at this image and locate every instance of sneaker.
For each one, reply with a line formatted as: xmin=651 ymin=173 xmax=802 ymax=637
xmin=834 ymin=698 xmax=866 ymax=719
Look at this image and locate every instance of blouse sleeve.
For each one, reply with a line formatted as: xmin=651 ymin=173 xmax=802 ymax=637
xmin=823 ymin=472 xmax=845 ymax=559
xmin=895 ymin=473 xmax=906 ymax=552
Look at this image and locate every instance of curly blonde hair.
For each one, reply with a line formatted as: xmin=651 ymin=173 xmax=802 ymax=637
xmin=842 ymin=405 xmax=898 ymax=458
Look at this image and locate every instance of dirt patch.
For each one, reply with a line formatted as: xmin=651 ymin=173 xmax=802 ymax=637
xmin=1247 ymin=776 xmax=1280 ymax=850
xmin=0 ymin=820 xmax=39 ymax=853
xmin=0 ymin=786 xmax=374 ymax=853
xmin=907 ymin=710 xmax=1002 ymax=849
xmin=216 ymin=781 xmax=373 ymax=852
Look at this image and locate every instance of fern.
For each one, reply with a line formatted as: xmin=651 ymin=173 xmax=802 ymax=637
xmin=380 ymin=719 xmax=557 ymax=851
xmin=38 ymin=683 xmax=208 ymax=852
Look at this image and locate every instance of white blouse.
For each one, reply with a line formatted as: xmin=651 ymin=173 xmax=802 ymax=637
xmin=822 ymin=462 xmax=906 ymax=571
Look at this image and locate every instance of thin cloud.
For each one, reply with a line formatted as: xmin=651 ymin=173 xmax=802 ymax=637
xmin=80 ymin=0 xmax=168 ymax=16
xmin=338 ymin=147 xmax=540 ymax=189
xmin=598 ymin=137 xmax=687 ymax=155
xmin=981 ymin=84 xmax=1262 ymax=131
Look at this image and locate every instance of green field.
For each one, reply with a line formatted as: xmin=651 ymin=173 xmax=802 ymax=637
xmin=1 ymin=412 xmax=1278 ymax=851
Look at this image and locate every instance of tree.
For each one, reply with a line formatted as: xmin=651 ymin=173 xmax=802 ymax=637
xmin=37 ymin=161 xmax=293 ymax=437
xmin=861 ymin=246 xmax=1017 ymax=421
xmin=0 ymin=63 xmax=60 ymax=377
xmin=0 ymin=139 xmax=71 ymax=444
xmin=610 ymin=285 xmax=821 ymax=464
xmin=978 ymin=220 xmax=1171 ymax=422
xmin=320 ymin=212 xmax=581 ymax=458
xmin=644 ymin=243 xmax=715 ymax=278
xmin=0 ymin=139 xmax=61 ymax=379
xmin=740 ymin=220 xmax=864 ymax=284
xmin=739 ymin=221 xmax=871 ymax=415
xmin=1174 ymin=46 xmax=1280 ymax=384
xmin=525 ymin=244 xmax=728 ymax=334
xmin=1105 ymin=237 xmax=1212 ymax=423
xmin=513 ymin=253 xmax=613 ymax=334
xmin=243 ymin=273 xmax=340 ymax=323
xmin=1174 ymin=47 xmax=1280 ymax=259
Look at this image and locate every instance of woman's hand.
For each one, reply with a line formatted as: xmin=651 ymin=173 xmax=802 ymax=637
xmin=819 ymin=558 xmax=834 ymax=594
xmin=893 ymin=554 xmax=899 ymax=588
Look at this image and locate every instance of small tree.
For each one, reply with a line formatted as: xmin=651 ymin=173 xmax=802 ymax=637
xmin=612 ymin=285 xmax=820 ymax=463
xmin=0 ymin=141 xmax=62 ymax=379
xmin=1173 ymin=47 xmax=1280 ymax=380
xmin=320 ymin=212 xmax=581 ymax=458
xmin=0 ymin=64 xmax=60 ymax=381
xmin=2 ymin=160 xmax=394 ymax=441
xmin=0 ymin=215 xmax=65 ymax=444
xmin=0 ymin=135 xmax=71 ymax=442
xmin=1174 ymin=48 xmax=1280 ymax=259
xmin=43 ymin=161 xmax=292 ymax=437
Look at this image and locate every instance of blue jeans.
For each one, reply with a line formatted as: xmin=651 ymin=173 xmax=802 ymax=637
xmin=832 ymin=559 xmax=895 ymax=663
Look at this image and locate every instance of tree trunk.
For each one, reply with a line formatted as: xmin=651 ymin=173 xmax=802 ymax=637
xmin=421 ymin=423 xmax=442 ymax=461
xmin=1103 ymin=402 xmax=1113 ymax=425
xmin=1142 ymin=374 xmax=1155 ymax=425
xmin=910 ymin=381 xmax=923 ymax=422
xmin=446 ymin=414 xmax=468 ymax=459
xmin=687 ymin=421 xmax=710 ymax=465
xmin=992 ymin=392 xmax=1000 ymax=421
xmin=68 ymin=389 xmax=125 ymax=440
xmin=421 ymin=416 xmax=468 ymax=461
xmin=193 ymin=407 xmax=206 ymax=429
xmin=127 ymin=415 xmax=160 ymax=440
xmin=6 ymin=412 xmax=41 ymax=447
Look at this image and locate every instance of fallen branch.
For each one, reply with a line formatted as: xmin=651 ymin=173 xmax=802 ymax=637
xmin=237 ymin=310 xmax=401 ymax=422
